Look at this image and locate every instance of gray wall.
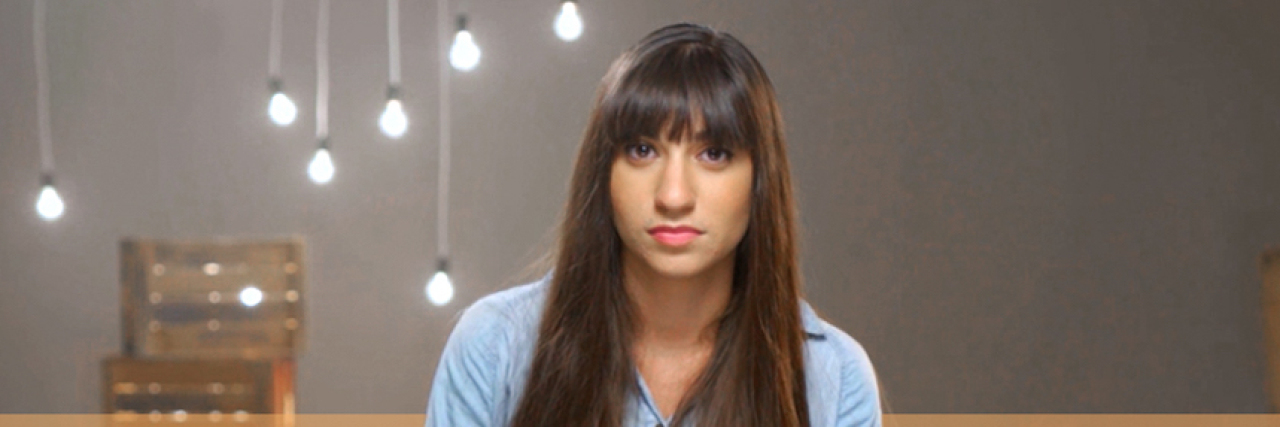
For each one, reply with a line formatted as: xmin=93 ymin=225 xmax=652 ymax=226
xmin=2 ymin=0 xmax=1278 ymax=413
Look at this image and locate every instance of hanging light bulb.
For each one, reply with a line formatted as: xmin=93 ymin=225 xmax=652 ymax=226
xmin=379 ymin=86 xmax=408 ymax=138
xmin=35 ymin=174 xmax=64 ymax=221
xmin=267 ymin=79 xmax=298 ymax=126
xmin=449 ymin=15 xmax=480 ymax=71
xmin=33 ymin=3 xmax=63 ymax=222
xmin=311 ymin=1 xmax=333 ymax=185
xmin=239 ymin=286 xmax=264 ymax=307
xmin=379 ymin=98 xmax=407 ymax=138
xmin=425 ymin=258 xmax=454 ymax=306
xmin=308 ymin=139 xmax=335 ymax=184
xmin=554 ymin=0 xmax=583 ymax=41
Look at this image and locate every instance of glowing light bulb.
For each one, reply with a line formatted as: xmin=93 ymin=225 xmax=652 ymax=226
xmin=36 ymin=184 xmax=64 ymax=220
xmin=450 ymin=30 xmax=481 ymax=71
xmin=268 ymin=91 xmax=298 ymax=126
xmin=379 ymin=98 xmax=408 ymax=138
xmin=239 ymin=286 xmax=264 ymax=307
xmin=554 ymin=1 xmax=583 ymax=41
xmin=308 ymin=147 xmax=335 ymax=184
xmin=426 ymin=270 xmax=454 ymax=306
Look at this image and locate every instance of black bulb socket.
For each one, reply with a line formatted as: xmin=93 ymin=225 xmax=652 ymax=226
xmin=268 ymin=78 xmax=284 ymax=93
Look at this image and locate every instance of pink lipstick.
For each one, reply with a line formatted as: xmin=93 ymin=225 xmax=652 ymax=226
xmin=648 ymin=225 xmax=702 ymax=247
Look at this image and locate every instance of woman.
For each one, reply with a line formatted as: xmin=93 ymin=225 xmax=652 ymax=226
xmin=426 ymin=23 xmax=880 ymax=427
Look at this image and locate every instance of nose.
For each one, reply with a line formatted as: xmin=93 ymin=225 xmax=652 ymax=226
xmin=655 ymin=156 xmax=695 ymax=216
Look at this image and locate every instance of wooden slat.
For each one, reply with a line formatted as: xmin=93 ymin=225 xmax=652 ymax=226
xmin=101 ymin=357 xmax=296 ymax=415
xmin=120 ymin=237 xmax=305 ymax=359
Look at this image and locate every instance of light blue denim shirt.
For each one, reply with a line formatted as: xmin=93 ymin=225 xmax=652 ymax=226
xmin=425 ymin=275 xmax=881 ymax=427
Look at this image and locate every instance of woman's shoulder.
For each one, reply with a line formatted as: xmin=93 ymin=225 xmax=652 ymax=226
xmin=450 ymin=275 xmax=550 ymax=345
xmin=432 ymin=275 xmax=550 ymax=385
xmin=426 ymin=275 xmax=551 ymax=426
xmin=465 ymin=275 xmax=550 ymax=319
xmin=799 ymin=300 xmax=875 ymax=371
xmin=799 ymin=300 xmax=882 ymax=426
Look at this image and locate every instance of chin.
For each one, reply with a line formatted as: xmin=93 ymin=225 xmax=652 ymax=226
xmin=642 ymin=253 xmax=716 ymax=279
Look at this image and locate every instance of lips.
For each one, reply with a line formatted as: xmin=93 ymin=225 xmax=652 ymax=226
xmin=648 ymin=225 xmax=703 ymax=247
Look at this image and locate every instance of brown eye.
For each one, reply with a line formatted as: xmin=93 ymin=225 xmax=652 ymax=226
xmin=626 ymin=144 xmax=656 ymax=159
xmin=700 ymin=147 xmax=732 ymax=163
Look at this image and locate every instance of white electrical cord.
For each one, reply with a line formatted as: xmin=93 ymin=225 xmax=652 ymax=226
xmin=34 ymin=0 xmax=54 ymax=175
xmin=387 ymin=0 xmax=401 ymax=86
xmin=315 ymin=0 xmax=329 ymax=140
xmin=436 ymin=0 xmax=451 ymax=260
xmin=268 ymin=0 xmax=284 ymax=80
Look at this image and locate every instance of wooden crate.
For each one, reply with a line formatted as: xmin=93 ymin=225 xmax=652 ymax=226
xmin=121 ymin=238 xmax=305 ymax=359
xmin=102 ymin=356 xmax=295 ymax=415
xmin=1264 ymin=247 xmax=1280 ymax=412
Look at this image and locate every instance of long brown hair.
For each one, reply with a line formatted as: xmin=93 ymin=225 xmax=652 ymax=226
xmin=511 ymin=23 xmax=808 ymax=427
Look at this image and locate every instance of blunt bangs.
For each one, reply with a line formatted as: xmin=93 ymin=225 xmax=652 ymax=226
xmin=599 ymin=39 xmax=759 ymax=153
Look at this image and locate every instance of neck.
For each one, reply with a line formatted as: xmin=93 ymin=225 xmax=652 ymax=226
xmin=623 ymin=252 xmax=734 ymax=350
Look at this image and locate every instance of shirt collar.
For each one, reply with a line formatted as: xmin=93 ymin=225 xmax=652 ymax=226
xmin=800 ymin=300 xmax=827 ymax=341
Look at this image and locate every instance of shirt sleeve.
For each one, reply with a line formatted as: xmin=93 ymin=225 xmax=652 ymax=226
xmin=425 ymin=300 xmax=511 ymax=427
xmin=833 ymin=339 xmax=882 ymax=427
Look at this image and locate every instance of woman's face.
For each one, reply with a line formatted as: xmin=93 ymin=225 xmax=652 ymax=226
xmin=610 ymin=118 xmax=753 ymax=281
